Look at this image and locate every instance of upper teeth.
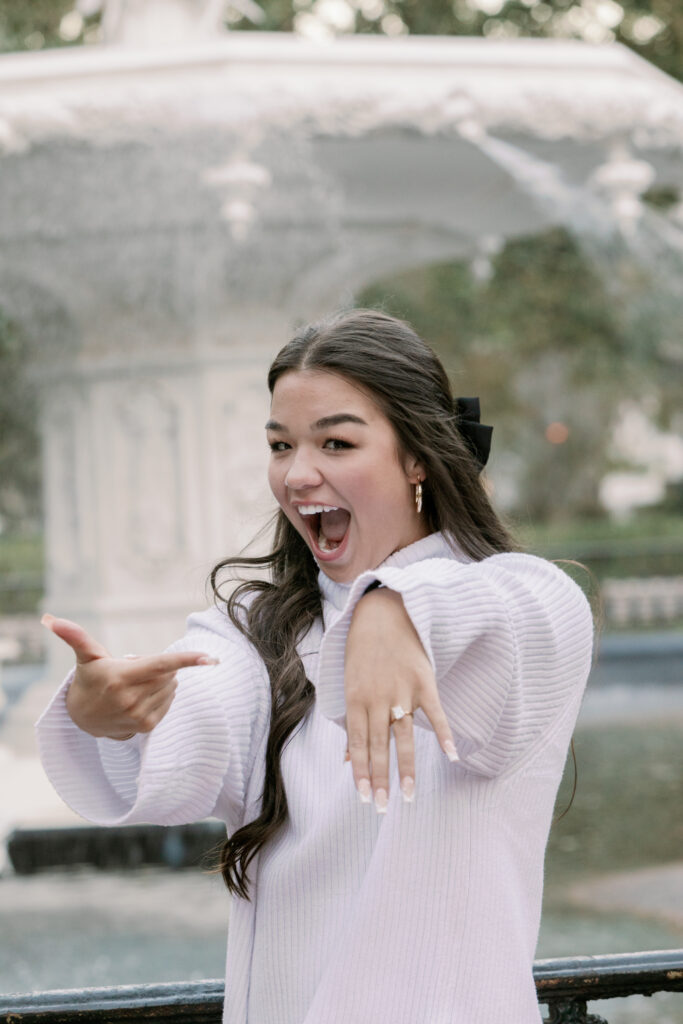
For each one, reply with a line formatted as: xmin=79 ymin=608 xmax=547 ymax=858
xmin=297 ymin=505 xmax=339 ymax=515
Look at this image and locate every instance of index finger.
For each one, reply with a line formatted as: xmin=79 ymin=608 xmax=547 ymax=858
xmin=125 ymin=650 xmax=220 ymax=678
xmin=41 ymin=615 xmax=219 ymax=676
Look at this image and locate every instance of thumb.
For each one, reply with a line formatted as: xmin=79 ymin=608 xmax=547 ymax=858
xmin=41 ymin=613 xmax=111 ymax=664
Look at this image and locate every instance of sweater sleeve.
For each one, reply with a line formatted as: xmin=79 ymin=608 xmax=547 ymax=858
xmin=35 ymin=606 xmax=270 ymax=833
xmin=316 ymin=552 xmax=593 ymax=776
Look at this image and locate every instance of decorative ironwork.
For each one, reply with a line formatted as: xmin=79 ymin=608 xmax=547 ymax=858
xmin=545 ymin=1000 xmax=607 ymax=1024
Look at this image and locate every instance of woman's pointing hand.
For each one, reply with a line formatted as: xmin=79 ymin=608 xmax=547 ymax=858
xmin=41 ymin=613 xmax=218 ymax=741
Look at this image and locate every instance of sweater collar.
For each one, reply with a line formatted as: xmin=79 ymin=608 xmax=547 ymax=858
xmin=317 ymin=531 xmax=463 ymax=612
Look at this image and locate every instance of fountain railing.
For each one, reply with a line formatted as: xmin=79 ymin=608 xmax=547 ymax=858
xmin=2 ymin=949 xmax=683 ymax=1024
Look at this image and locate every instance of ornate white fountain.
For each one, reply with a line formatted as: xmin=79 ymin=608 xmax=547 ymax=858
xmin=0 ymin=2 xmax=682 ymax=684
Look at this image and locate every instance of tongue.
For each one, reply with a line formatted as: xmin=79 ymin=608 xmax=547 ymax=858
xmin=320 ymin=508 xmax=350 ymax=542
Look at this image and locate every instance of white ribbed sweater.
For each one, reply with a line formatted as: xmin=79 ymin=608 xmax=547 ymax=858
xmin=37 ymin=532 xmax=593 ymax=1024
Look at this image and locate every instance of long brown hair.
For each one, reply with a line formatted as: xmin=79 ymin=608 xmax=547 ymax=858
xmin=212 ymin=308 xmax=516 ymax=898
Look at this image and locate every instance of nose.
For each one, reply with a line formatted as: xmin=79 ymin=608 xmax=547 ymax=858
xmin=284 ymin=447 xmax=324 ymax=491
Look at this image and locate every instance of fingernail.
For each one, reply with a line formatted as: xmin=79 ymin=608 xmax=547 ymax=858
xmin=357 ymin=779 xmax=372 ymax=804
xmin=40 ymin=613 xmax=55 ymax=630
xmin=343 ymin=750 xmax=350 ymax=763
xmin=374 ymin=787 xmax=388 ymax=814
xmin=401 ymin=776 xmax=415 ymax=803
xmin=444 ymin=740 xmax=460 ymax=763
xmin=197 ymin=656 xmax=220 ymax=666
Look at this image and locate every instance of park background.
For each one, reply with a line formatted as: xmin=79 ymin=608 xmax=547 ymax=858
xmin=0 ymin=1 xmax=682 ymax=1022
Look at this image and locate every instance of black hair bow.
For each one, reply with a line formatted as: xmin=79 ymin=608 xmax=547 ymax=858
xmin=454 ymin=397 xmax=493 ymax=469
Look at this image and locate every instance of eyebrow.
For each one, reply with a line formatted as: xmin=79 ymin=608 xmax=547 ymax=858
xmin=265 ymin=413 xmax=369 ymax=431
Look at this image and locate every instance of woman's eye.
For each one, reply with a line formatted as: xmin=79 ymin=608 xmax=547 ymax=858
xmin=269 ymin=441 xmax=290 ymax=452
xmin=324 ymin=438 xmax=352 ymax=451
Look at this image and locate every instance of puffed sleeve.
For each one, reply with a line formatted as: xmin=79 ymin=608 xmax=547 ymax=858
xmin=316 ymin=552 xmax=593 ymax=776
xmin=35 ymin=606 xmax=270 ymax=834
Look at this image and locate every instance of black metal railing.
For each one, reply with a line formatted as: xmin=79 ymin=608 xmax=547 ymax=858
xmin=2 ymin=950 xmax=682 ymax=1023
xmin=535 ymin=949 xmax=683 ymax=1022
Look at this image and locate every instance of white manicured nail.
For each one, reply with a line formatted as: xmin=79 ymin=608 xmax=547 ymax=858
xmin=358 ymin=779 xmax=372 ymax=804
xmin=374 ymin=788 xmax=388 ymax=814
xmin=401 ymin=776 xmax=415 ymax=802
xmin=444 ymin=740 xmax=460 ymax=763
xmin=197 ymin=655 xmax=220 ymax=665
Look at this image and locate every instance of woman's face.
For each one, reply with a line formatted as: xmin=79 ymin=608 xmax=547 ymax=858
xmin=267 ymin=369 xmax=429 ymax=583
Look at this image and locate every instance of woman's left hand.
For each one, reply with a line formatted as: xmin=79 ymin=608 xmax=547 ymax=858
xmin=344 ymin=587 xmax=458 ymax=812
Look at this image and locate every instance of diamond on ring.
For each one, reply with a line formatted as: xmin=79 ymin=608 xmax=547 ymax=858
xmin=390 ymin=704 xmax=408 ymax=721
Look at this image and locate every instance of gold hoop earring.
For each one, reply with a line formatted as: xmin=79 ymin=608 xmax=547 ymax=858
xmin=415 ymin=481 xmax=423 ymax=514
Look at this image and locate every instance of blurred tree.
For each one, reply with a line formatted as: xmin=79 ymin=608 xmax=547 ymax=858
xmin=359 ymin=228 xmax=680 ymax=521
xmin=239 ymin=0 xmax=683 ymax=83
xmin=0 ymin=0 xmax=82 ymax=51
xmin=0 ymin=311 xmax=42 ymax=534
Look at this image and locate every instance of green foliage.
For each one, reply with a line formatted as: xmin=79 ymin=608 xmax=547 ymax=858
xmin=0 ymin=310 xmax=42 ymax=535
xmin=518 ymin=512 xmax=683 ymax=588
xmin=0 ymin=0 xmax=79 ymax=52
xmin=0 ymin=532 xmax=43 ymax=574
xmin=0 ymin=533 xmax=44 ymax=613
xmin=519 ymin=510 xmax=683 ymax=549
xmin=617 ymin=0 xmax=683 ymax=82
xmin=358 ymin=228 xmax=677 ymax=521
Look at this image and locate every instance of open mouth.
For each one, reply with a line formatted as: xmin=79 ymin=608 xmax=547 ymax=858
xmin=297 ymin=504 xmax=351 ymax=559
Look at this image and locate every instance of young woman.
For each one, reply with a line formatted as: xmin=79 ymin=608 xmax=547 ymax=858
xmin=38 ymin=309 xmax=593 ymax=1024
